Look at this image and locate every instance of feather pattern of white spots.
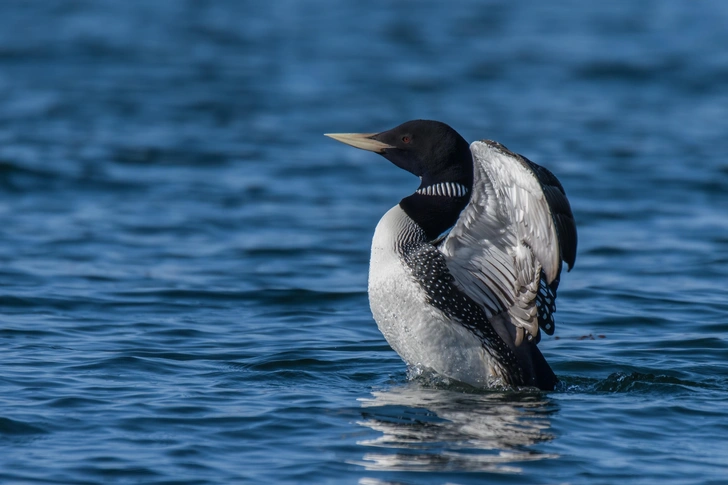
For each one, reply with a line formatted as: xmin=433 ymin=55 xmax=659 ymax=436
xmin=416 ymin=182 xmax=469 ymax=197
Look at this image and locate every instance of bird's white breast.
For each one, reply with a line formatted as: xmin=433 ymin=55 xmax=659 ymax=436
xmin=367 ymin=205 xmax=500 ymax=387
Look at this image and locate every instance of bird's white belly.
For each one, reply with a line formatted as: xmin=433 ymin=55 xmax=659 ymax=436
xmin=367 ymin=207 xmax=498 ymax=387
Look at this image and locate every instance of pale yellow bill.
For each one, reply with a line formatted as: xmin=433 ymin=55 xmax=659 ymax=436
xmin=324 ymin=133 xmax=394 ymax=153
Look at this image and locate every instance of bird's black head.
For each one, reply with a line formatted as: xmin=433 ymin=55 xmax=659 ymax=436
xmin=369 ymin=120 xmax=473 ymax=188
xmin=326 ymin=120 xmax=474 ymax=240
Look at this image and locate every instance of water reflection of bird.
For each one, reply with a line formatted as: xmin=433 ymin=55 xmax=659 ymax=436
xmin=352 ymin=383 xmax=558 ymax=473
xmin=327 ymin=121 xmax=576 ymax=390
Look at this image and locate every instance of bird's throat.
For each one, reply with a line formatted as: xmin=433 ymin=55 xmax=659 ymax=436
xmin=399 ymin=193 xmax=470 ymax=241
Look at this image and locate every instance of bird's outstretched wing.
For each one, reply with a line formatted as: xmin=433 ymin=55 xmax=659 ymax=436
xmin=439 ymin=140 xmax=576 ymax=345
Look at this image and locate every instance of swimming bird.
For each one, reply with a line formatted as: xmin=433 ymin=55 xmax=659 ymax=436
xmin=325 ymin=120 xmax=576 ymax=390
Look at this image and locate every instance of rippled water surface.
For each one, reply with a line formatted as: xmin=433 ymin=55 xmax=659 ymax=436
xmin=1 ymin=1 xmax=727 ymax=483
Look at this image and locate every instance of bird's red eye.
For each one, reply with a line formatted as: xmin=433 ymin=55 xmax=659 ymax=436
xmin=402 ymin=136 xmax=411 ymax=144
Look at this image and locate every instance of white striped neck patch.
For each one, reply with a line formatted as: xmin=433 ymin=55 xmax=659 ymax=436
xmin=415 ymin=182 xmax=468 ymax=198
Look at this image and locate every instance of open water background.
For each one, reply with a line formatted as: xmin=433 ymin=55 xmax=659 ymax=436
xmin=1 ymin=1 xmax=727 ymax=483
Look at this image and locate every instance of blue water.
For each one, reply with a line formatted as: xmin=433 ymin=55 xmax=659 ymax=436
xmin=1 ymin=1 xmax=727 ymax=483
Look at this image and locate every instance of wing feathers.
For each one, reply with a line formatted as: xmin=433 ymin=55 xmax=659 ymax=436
xmin=524 ymin=160 xmax=578 ymax=271
xmin=440 ymin=140 xmax=575 ymax=346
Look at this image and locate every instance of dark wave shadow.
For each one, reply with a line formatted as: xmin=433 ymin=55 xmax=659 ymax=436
xmin=351 ymin=381 xmax=559 ymax=473
xmin=560 ymin=371 xmax=725 ymax=395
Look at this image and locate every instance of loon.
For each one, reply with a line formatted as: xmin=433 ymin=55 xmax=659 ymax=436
xmin=325 ymin=120 xmax=577 ymax=390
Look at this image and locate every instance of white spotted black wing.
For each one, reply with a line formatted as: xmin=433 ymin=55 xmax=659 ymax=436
xmin=536 ymin=270 xmax=557 ymax=336
xmin=439 ymin=140 xmax=576 ymax=344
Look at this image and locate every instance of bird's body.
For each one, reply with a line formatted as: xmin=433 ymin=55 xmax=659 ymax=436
xmin=326 ymin=120 xmax=576 ymax=390
xmin=369 ymin=205 xmax=516 ymax=387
